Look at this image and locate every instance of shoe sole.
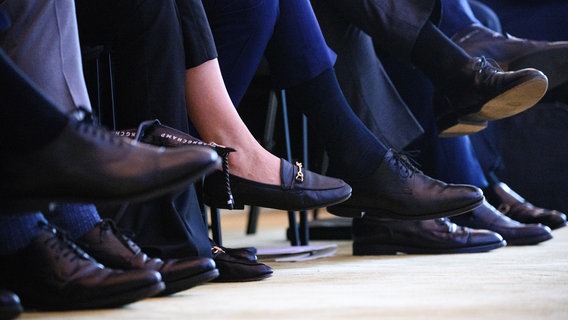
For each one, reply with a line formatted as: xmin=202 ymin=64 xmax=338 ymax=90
xmin=32 ymin=281 xmax=166 ymax=311
xmin=327 ymin=198 xmax=484 ymax=220
xmin=504 ymin=232 xmax=553 ymax=246
xmin=438 ymin=118 xmax=488 ymax=137
xmin=507 ymin=47 xmax=568 ymax=90
xmin=474 ymin=76 xmax=548 ymax=121
xmin=212 ymin=272 xmax=273 ymax=283
xmin=352 ymin=239 xmax=507 ymax=255
xmin=437 ymin=75 xmax=547 ymax=137
xmin=159 ymin=268 xmax=220 ymax=296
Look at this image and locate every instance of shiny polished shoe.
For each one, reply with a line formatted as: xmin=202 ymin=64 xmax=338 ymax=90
xmin=0 ymin=115 xmax=220 ymax=214
xmin=437 ymin=57 xmax=548 ymax=137
xmin=210 ymin=246 xmax=273 ymax=282
xmin=327 ymin=149 xmax=484 ymax=220
xmin=203 ymin=158 xmax=352 ymax=210
xmin=79 ymin=219 xmax=220 ymax=295
xmin=209 ymin=240 xmax=258 ymax=262
xmin=0 ymin=290 xmax=22 ymax=320
xmin=352 ymin=217 xmax=505 ymax=255
xmin=0 ymin=224 xmax=165 ymax=311
xmin=452 ymin=24 xmax=568 ymax=90
xmin=486 ymin=183 xmax=567 ymax=230
xmin=451 ymin=201 xmax=553 ymax=246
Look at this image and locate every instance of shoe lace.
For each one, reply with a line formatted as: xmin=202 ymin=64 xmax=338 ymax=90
xmin=98 ymin=219 xmax=140 ymax=253
xmin=389 ymin=150 xmax=422 ymax=178
xmin=40 ymin=222 xmax=95 ymax=263
xmin=68 ymin=107 xmax=124 ymax=146
xmin=472 ymin=56 xmax=503 ymax=75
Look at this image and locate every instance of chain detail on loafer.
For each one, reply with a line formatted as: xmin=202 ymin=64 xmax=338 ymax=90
xmin=204 ymin=158 xmax=352 ymax=211
xmin=79 ymin=219 xmax=219 ymax=295
xmin=327 ymin=149 xmax=484 ymax=220
xmin=352 ymin=217 xmax=506 ymax=255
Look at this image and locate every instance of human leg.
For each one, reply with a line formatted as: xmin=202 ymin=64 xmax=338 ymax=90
xmin=325 ymin=0 xmax=548 ymax=137
xmin=0 ymin=0 xmax=91 ymax=113
xmin=0 ymin=49 xmax=218 ymax=214
xmin=205 ymin=0 xmax=483 ymax=220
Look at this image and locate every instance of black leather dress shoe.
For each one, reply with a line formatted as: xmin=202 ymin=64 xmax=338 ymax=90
xmin=485 ymin=183 xmax=567 ymax=230
xmin=352 ymin=217 xmax=505 ymax=255
xmin=452 ymin=24 xmax=568 ymax=90
xmin=0 ymin=290 xmax=22 ymax=320
xmin=210 ymin=246 xmax=273 ymax=282
xmin=327 ymin=149 xmax=484 ymax=220
xmin=0 ymin=116 xmax=220 ymax=214
xmin=437 ymin=56 xmax=547 ymax=137
xmin=0 ymin=224 xmax=165 ymax=311
xmin=203 ymin=158 xmax=352 ymax=210
xmin=79 ymin=219 xmax=219 ymax=295
xmin=451 ymin=201 xmax=553 ymax=246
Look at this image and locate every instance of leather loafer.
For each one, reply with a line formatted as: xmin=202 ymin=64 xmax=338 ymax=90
xmin=203 ymin=158 xmax=352 ymax=210
xmin=210 ymin=246 xmax=273 ymax=282
xmin=210 ymin=239 xmax=258 ymax=261
xmin=451 ymin=201 xmax=553 ymax=246
xmin=486 ymin=183 xmax=567 ymax=230
xmin=0 ymin=115 xmax=220 ymax=214
xmin=79 ymin=219 xmax=220 ymax=295
xmin=0 ymin=223 xmax=165 ymax=311
xmin=437 ymin=57 xmax=547 ymax=137
xmin=352 ymin=217 xmax=505 ymax=255
xmin=0 ymin=289 xmax=22 ymax=320
xmin=452 ymin=24 xmax=568 ymax=90
xmin=327 ymin=149 xmax=484 ymax=220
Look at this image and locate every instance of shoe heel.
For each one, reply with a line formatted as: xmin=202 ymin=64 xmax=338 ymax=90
xmin=437 ymin=113 xmax=487 ymax=137
xmin=327 ymin=205 xmax=365 ymax=218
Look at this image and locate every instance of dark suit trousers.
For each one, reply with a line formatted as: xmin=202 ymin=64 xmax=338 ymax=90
xmin=75 ymin=0 xmax=216 ymax=259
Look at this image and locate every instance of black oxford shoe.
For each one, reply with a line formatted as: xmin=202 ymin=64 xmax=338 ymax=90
xmin=204 ymin=158 xmax=352 ymax=211
xmin=486 ymin=183 xmax=567 ymax=230
xmin=437 ymin=56 xmax=547 ymax=137
xmin=210 ymin=246 xmax=273 ymax=282
xmin=0 ymin=224 xmax=164 ymax=311
xmin=451 ymin=201 xmax=553 ymax=246
xmin=0 ymin=116 xmax=220 ymax=214
xmin=79 ymin=219 xmax=220 ymax=295
xmin=452 ymin=24 xmax=568 ymax=90
xmin=0 ymin=289 xmax=22 ymax=320
xmin=352 ymin=217 xmax=505 ymax=255
xmin=327 ymin=149 xmax=484 ymax=220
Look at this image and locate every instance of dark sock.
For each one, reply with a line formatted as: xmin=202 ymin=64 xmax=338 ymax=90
xmin=0 ymin=213 xmax=47 ymax=255
xmin=47 ymin=204 xmax=101 ymax=240
xmin=286 ymin=68 xmax=387 ymax=180
xmin=411 ymin=21 xmax=472 ymax=87
xmin=0 ymin=49 xmax=68 ymax=152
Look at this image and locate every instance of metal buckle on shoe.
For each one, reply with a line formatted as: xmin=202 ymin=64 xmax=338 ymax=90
xmin=295 ymin=162 xmax=304 ymax=183
xmin=212 ymin=245 xmax=226 ymax=255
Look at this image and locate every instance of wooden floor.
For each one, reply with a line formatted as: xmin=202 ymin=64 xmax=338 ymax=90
xmin=22 ymin=209 xmax=568 ymax=319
